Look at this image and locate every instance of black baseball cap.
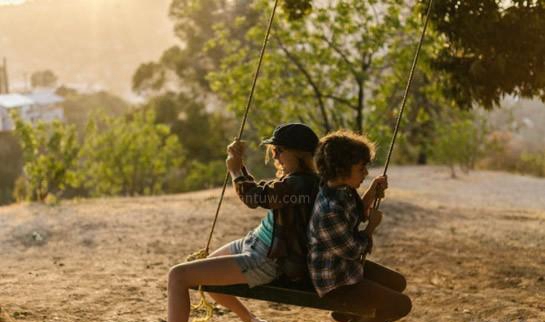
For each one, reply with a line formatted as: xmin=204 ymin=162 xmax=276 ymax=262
xmin=260 ymin=123 xmax=319 ymax=153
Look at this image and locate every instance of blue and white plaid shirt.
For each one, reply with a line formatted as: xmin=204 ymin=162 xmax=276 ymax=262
xmin=307 ymin=184 xmax=369 ymax=297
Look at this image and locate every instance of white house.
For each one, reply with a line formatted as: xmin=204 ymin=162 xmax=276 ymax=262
xmin=24 ymin=90 xmax=64 ymax=123
xmin=0 ymin=93 xmax=33 ymax=131
xmin=0 ymin=90 xmax=64 ymax=131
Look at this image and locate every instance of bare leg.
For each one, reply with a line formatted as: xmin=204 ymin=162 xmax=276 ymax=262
xmin=168 ymin=253 xmax=251 ymax=322
xmin=205 ymin=244 xmax=259 ymax=321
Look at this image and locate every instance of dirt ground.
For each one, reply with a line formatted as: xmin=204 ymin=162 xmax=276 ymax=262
xmin=1 ymin=166 xmax=544 ymax=322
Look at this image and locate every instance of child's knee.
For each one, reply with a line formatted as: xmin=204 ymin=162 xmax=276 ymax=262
xmin=395 ymin=294 xmax=412 ymax=317
xmin=168 ymin=265 xmax=188 ymax=287
xmin=396 ymin=274 xmax=407 ymax=292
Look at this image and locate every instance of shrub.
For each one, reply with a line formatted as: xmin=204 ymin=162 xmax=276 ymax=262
xmin=431 ymin=112 xmax=486 ymax=178
xmin=10 ymin=111 xmax=80 ymax=201
xmin=0 ymin=133 xmax=23 ymax=205
xmin=515 ymin=152 xmax=545 ymax=177
xmin=79 ymin=111 xmax=184 ymax=196
xmin=175 ymin=160 xmax=226 ymax=192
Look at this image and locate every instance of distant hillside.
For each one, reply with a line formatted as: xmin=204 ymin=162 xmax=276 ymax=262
xmin=489 ymin=98 xmax=545 ymax=151
xmin=0 ymin=0 xmax=177 ymax=100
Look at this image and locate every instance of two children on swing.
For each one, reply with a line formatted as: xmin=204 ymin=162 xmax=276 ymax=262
xmin=168 ymin=123 xmax=410 ymax=322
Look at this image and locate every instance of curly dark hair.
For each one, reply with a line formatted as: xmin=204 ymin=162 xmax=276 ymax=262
xmin=315 ymin=130 xmax=376 ymax=181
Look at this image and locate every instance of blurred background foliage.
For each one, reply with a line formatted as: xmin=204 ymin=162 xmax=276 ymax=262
xmin=1 ymin=0 xmax=544 ymax=205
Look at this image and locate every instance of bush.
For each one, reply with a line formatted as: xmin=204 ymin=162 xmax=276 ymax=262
xmin=178 ymin=160 xmax=227 ymax=192
xmin=79 ymin=111 xmax=184 ymax=196
xmin=58 ymin=89 xmax=132 ymax=137
xmin=0 ymin=133 xmax=23 ymax=205
xmin=518 ymin=152 xmax=545 ymax=177
xmin=10 ymin=111 xmax=79 ymax=201
xmin=431 ymin=112 xmax=486 ymax=178
xmin=475 ymin=128 xmax=545 ymax=178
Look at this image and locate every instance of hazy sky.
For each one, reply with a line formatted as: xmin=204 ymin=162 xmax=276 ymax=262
xmin=0 ymin=0 xmax=177 ymax=100
xmin=0 ymin=0 xmax=522 ymax=101
xmin=0 ymin=0 xmax=26 ymax=5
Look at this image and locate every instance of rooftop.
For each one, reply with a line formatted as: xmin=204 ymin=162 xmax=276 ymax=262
xmin=0 ymin=93 xmax=34 ymax=108
xmin=0 ymin=90 xmax=64 ymax=109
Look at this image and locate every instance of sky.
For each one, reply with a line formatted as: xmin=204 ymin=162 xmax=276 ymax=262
xmin=0 ymin=0 xmax=525 ymax=100
xmin=0 ymin=0 xmax=177 ymax=100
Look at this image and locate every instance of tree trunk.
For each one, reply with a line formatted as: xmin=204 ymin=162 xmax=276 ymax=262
xmin=356 ymin=79 xmax=364 ymax=134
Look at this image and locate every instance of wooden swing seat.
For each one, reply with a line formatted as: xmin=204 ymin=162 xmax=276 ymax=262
xmin=191 ymin=279 xmax=374 ymax=317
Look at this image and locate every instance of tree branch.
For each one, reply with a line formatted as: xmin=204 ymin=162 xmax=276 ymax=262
xmin=274 ymin=35 xmax=331 ymax=132
xmin=323 ymin=94 xmax=359 ymax=110
xmin=369 ymin=2 xmax=381 ymax=26
xmin=320 ymin=34 xmax=361 ymax=83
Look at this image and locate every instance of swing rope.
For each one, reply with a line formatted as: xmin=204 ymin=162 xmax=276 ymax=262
xmin=373 ymin=0 xmax=433 ymax=210
xmin=186 ymin=1 xmax=279 ymax=321
xmin=204 ymin=0 xmax=280 ymax=256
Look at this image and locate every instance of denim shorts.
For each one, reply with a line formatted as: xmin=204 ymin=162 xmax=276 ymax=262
xmin=228 ymin=231 xmax=279 ymax=287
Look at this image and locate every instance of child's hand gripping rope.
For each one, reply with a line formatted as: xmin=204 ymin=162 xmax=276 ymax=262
xmin=226 ymin=139 xmax=246 ymax=174
xmin=362 ymin=176 xmax=388 ymax=255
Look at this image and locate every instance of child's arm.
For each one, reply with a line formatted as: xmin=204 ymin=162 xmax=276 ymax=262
xmin=361 ymin=176 xmax=388 ymax=216
xmin=363 ymin=209 xmax=383 ymax=235
xmin=226 ymin=140 xmax=295 ymax=209
xmin=233 ymin=175 xmax=298 ymax=209
xmin=361 ymin=176 xmax=386 ymax=254
xmin=356 ymin=209 xmax=383 ymax=255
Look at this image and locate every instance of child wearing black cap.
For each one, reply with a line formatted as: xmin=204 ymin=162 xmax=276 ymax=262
xmin=168 ymin=123 xmax=321 ymax=322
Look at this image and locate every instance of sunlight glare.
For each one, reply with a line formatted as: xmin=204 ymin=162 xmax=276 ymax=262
xmin=0 ymin=0 xmax=26 ymax=6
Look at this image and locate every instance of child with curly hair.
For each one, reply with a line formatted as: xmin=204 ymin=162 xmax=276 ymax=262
xmin=308 ymin=130 xmax=411 ymax=322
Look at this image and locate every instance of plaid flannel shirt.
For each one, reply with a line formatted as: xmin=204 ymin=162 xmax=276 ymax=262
xmin=307 ymin=184 xmax=369 ymax=297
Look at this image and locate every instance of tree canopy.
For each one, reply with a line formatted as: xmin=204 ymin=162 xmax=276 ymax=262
xmin=281 ymin=0 xmax=545 ymax=108
xmin=209 ymin=0 xmax=409 ymax=136
xmin=132 ymin=0 xmax=258 ymax=97
xmin=30 ymin=70 xmax=58 ymax=88
xmin=428 ymin=0 xmax=545 ymax=108
xmin=128 ymin=0 xmax=545 ymax=173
